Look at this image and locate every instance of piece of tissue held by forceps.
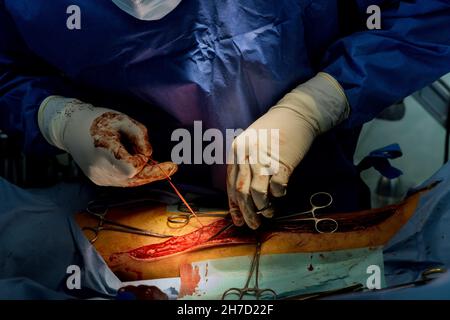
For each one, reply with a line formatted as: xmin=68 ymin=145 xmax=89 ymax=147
xmin=82 ymin=200 xmax=173 ymax=244
xmin=274 ymin=192 xmax=338 ymax=233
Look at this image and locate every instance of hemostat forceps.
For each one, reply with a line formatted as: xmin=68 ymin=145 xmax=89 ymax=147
xmin=274 ymin=192 xmax=338 ymax=233
xmin=222 ymin=241 xmax=277 ymax=300
xmin=82 ymin=200 xmax=172 ymax=243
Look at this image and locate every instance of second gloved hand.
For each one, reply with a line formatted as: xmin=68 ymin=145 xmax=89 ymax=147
xmin=38 ymin=96 xmax=177 ymax=187
xmin=227 ymin=73 xmax=349 ymax=229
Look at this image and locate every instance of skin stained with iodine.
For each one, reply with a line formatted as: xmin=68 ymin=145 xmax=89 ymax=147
xmin=81 ymin=184 xmax=435 ymax=282
xmin=107 ymin=202 xmax=407 ymax=265
xmin=109 ymin=219 xmax=257 ymax=262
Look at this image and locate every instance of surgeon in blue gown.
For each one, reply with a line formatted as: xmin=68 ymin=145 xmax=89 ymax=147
xmin=1 ymin=0 xmax=450 ymax=229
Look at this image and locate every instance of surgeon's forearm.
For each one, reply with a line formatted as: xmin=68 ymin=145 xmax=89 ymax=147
xmin=0 ymin=7 xmax=75 ymax=155
xmin=322 ymin=0 xmax=450 ymax=128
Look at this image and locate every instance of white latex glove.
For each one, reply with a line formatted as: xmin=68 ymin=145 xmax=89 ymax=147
xmin=227 ymin=73 xmax=350 ymax=229
xmin=38 ymin=96 xmax=177 ymax=187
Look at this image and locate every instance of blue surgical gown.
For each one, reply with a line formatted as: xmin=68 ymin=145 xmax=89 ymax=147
xmin=1 ymin=0 xmax=450 ymax=212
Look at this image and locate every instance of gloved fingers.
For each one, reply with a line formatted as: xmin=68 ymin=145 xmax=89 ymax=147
xmin=125 ymin=161 xmax=178 ymax=187
xmin=90 ymin=112 xmax=152 ymax=176
xmin=235 ymin=162 xmax=261 ymax=230
xmin=116 ymin=114 xmax=153 ymax=158
xmin=228 ymin=197 xmax=244 ymax=226
xmin=227 ymin=163 xmax=245 ymax=226
xmin=249 ymin=164 xmax=274 ymax=218
xmin=112 ymin=143 xmax=149 ymax=176
xmin=269 ymin=164 xmax=290 ymax=198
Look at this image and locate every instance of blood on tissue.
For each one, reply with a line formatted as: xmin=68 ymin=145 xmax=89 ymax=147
xmin=179 ymin=264 xmax=201 ymax=298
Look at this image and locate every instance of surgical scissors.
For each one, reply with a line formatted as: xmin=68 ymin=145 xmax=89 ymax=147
xmin=222 ymin=242 xmax=277 ymax=300
xmin=274 ymin=192 xmax=338 ymax=233
xmin=167 ymin=210 xmax=229 ymax=228
xmin=82 ymin=200 xmax=173 ymax=243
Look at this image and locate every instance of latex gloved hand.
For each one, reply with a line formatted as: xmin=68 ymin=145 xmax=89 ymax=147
xmin=227 ymin=73 xmax=350 ymax=229
xmin=38 ymin=96 xmax=177 ymax=187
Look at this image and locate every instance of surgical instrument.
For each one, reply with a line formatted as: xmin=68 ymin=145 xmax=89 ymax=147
xmin=288 ymin=267 xmax=447 ymax=299
xmin=167 ymin=211 xmax=229 ymax=228
xmin=274 ymin=192 xmax=338 ymax=233
xmin=285 ymin=283 xmax=365 ymax=300
xmin=222 ymin=241 xmax=277 ymax=300
xmin=207 ymin=220 xmax=235 ymax=241
xmin=82 ymin=200 xmax=172 ymax=243
xmin=379 ymin=267 xmax=447 ymax=291
xmin=150 ymin=159 xmax=204 ymax=227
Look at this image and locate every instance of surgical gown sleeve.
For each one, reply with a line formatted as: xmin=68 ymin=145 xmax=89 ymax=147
xmin=0 ymin=4 xmax=73 ymax=155
xmin=322 ymin=0 xmax=450 ymax=127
